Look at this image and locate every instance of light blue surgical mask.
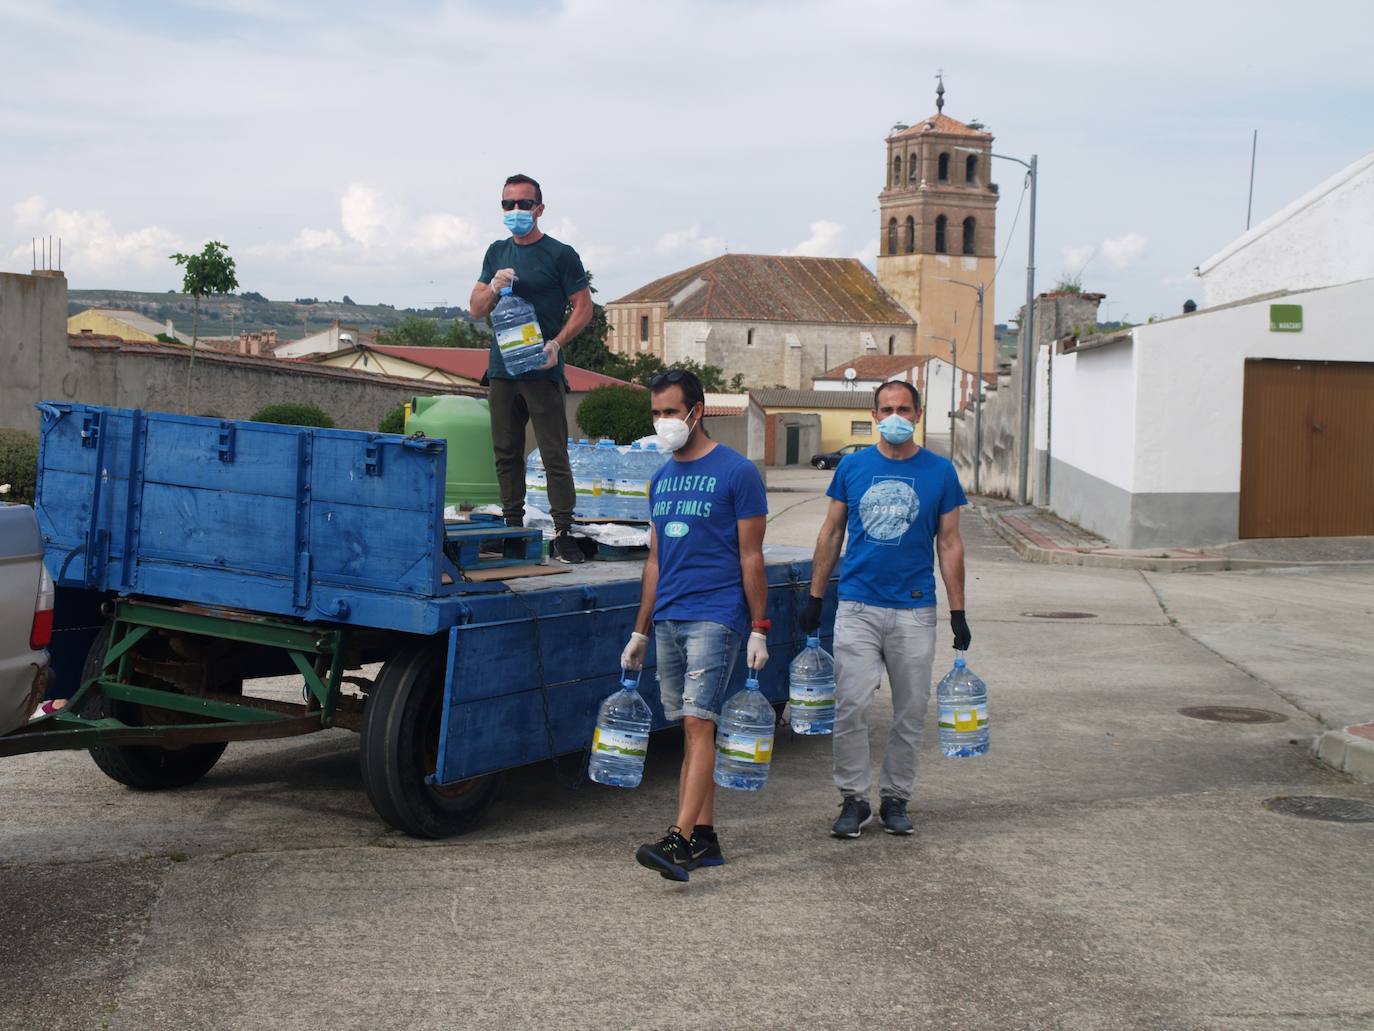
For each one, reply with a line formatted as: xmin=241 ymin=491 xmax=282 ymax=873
xmin=503 ymin=210 xmax=535 ymax=236
xmin=878 ymin=413 xmax=915 ymax=444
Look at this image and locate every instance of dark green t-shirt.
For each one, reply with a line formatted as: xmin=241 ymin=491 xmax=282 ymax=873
xmin=478 ymin=234 xmax=589 ymax=382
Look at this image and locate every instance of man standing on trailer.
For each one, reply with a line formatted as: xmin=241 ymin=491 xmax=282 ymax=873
xmin=801 ymin=380 xmax=971 ymax=838
xmin=469 ymin=172 xmax=593 ymax=564
xmin=620 ymin=369 xmax=771 ymax=882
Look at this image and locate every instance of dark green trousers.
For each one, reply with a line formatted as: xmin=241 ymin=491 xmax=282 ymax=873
xmin=487 ymin=377 xmax=575 ymax=529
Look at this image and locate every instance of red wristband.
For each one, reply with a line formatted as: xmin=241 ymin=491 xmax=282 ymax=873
xmin=751 ymin=619 xmax=772 ymax=632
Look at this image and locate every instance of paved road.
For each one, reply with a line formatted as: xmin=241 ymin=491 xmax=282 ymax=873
xmin=2 ymin=479 xmax=1372 ymax=1030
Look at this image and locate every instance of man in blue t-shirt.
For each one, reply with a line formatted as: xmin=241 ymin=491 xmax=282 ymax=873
xmin=801 ymin=380 xmax=971 ymax=838
xmin=620 ymin=369 xmax=770 ymax=882
xmin=468 ymin=173 xmax=593 ymax=564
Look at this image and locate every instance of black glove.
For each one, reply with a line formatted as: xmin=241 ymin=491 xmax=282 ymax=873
xmin=951 ymin=610 xmax=971 ymax=651
xmin=799 ymin=596 xmax=823 ymax=634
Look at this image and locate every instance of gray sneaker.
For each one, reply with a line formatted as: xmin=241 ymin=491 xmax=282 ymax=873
xmin=831 ymin=795 xmax=873 ymax=838
xmin=552 ymin=530 xmax=586 ymax=565
xmin=879 ymin=796 xmax=914 ymax=835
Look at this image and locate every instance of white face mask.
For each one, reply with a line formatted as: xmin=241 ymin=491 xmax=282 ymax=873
xmin=653 ymin=409 xmax=698 ymax=452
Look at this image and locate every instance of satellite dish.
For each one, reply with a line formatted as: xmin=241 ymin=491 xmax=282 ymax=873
xmin=843 ymin=368 xmax=857 ymax=381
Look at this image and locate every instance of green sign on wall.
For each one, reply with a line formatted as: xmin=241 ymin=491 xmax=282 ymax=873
xmin=1270 ymin=304 xmax=1303 ymax=332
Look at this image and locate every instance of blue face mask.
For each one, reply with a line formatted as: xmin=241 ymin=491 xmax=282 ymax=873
xmin=503 ymin=210 xmax=535 ymax=236
xmin=878 ymin=413 xmax=915 ymax=444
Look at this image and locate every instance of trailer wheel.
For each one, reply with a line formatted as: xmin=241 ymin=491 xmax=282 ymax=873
xmin=80 ymin=624 xmax=232 ymax=791
xmin=360 ymin=641 xmax=501 ymax=839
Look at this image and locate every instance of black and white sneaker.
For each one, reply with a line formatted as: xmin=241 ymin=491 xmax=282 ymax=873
xmin=637 ymin=827 xmax=691 ymax=882
xmin=687 ymin=828 xmax=725 ymax=870
xmin=879 ymin=796 xmax=915 ymax=835
xmin=831 ymin=795 xmax=873 ymax=839
xmin=552 ymin=530 xmax=586 ymax=565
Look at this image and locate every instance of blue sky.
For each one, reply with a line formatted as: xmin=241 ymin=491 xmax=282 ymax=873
xmin=2 ymin=0 xmax=1371 ymax=323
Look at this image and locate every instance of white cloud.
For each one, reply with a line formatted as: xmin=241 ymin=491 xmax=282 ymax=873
xmin=8 ymin=195 xmax=184 ymax=278
xmin=339 ymin=183 xmax=404 ymax=247
xmin=853 ymin=239 xmax=878 ymax=271
xmin=293 ymin=227 xmax=343 ymax=250
xmin=655 ymin=223 xmax=726 ymax=257
xmin=1101 ymin=233 xmax=1148 ymax=268
xmin=1061 ymin=243 xmax=1096 ymax=276
xmin=783 ymin=220 xmax=845 ymax=257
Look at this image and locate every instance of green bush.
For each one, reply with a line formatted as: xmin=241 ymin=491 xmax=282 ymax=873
xmin=250 ymin=403 xmax=336 ymax=428
xmin=0 ymin=429 xmax=39 ymax=506
xmin=378 ymin=405 xmax=406 ymax=434
xmin=575 ymin=385 xmax=652 ymax=444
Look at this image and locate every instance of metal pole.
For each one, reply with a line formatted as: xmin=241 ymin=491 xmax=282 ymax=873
xmin=974 ymin=284 xmax=984 ymax=496
xmin=1017 ymin=154 xmax=1038 ymax=505
xmin=950 ymin=336 xmax=957 ymax=449
xmin=1246 ymin=130 xmax=1258 ymax=231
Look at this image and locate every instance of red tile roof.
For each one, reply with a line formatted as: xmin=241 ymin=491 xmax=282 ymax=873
xmin=364 ymin=344 xmax=636 ymax=392
xmin=813 ymin=355 xmax=932 ymax=381
xmin=608 ymin=254 xmax=915 ymax=326
xmin=888 ymin=113 xmax=992 ymax=141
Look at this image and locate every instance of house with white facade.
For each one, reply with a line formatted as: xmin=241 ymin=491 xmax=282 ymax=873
xmin=811 ymin=353 xmax=989 ymax=435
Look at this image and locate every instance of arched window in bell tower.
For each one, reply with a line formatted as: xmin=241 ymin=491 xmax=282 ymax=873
xmin=937 ymin=152 xmax=950 ymax=182
xmin=904 ymin=216 xmax=915 ymax=254
xmin=887 ymin=218 xmax=898 ymax=255
xmin=934 ymin=215 xmax=948 ymax=254
xmin=892 ymin=155 xmax=902 ymax=188
xmin=962 ymin=216 xmax=976 ymax=255
xmin=908 ymin=155 xmax=919 ymax=184
xmin=965 ymin=155 xmax=979 ymax=184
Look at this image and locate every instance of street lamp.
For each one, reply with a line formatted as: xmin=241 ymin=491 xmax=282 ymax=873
xmin=957 ymin=146 xmax=1038 ymax=504
xmin=938 ymin=278 xmax=985 ymax=494
xmin=926 ymin=333 xmax=958 ymax=453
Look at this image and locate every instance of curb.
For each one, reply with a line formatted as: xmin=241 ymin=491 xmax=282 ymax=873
xmin=1312 ymin=723 xmax=1374 ymax=784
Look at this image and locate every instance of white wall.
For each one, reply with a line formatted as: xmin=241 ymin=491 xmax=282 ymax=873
xmin=1048 ymin=335 xmax=1137 ymax=493
xmin=1199 ymin=152 xmax=1374 ymax=308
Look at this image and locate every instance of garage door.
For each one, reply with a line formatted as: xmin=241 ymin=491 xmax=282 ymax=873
xmin=1239 ymin=359 xmax=1374 ymax=538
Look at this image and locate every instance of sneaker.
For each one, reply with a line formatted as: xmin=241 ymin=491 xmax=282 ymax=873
xmin=831 ymin=795 xmax=873 ymax=839
xmin=637 ymin=827 xmax=691 ymax=882
xmin=552 ymin=530 xmax=586 ymax=565
xmin=879 ymin=797 xmax=914 ymax=835
xmin=686 ymin=829 xmax=725 ymax=871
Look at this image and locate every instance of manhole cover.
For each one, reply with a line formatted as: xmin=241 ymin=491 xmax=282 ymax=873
xmin=1178 ymin=706 xmax=1287 ymax=724
xmin=1022 ymin=611 xmax=1097 ymax=619
xmin=1264 ymin=796 xmax=1374 ymax=823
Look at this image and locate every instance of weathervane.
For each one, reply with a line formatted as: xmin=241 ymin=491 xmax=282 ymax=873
xmin=935 ymin=70 xmax=945 ymax=114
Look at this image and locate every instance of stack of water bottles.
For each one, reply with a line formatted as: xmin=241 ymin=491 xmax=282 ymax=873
xmin=525 ymin=439 xmax=667 ymax=521
xmin=490 ymin=284 xmax=548 ymax=378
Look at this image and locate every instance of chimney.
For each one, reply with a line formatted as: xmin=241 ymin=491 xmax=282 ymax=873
xmin=239 ymin=330 xmax=249 ymax=356
xmin=166 ymin=319 xmax=174 ymax=337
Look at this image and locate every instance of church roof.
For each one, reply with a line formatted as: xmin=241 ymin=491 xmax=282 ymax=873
xmin=888 ymin=113 xmax=991 ymax=141
xmin=607 ymin=254 xmax=915 ymax=327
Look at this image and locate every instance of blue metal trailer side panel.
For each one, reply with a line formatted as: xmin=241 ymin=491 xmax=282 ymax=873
xmin=434 ymin=556 xmax=838 ymax=785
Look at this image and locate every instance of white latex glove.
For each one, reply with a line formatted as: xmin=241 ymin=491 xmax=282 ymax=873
xmin=490 ymin=267 xmax=516 ymax=293
xmin=747 ymin=631 xmax=769 ymax=671
xmin=621 ymin=632 xmax=649 ymax=671
xmin=540 ymin=339 xmax=561 ymax=370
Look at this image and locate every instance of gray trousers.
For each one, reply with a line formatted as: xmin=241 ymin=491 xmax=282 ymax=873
xmin=487 ymin=377 xmax=575 ymax=530
xmin=832 ymin=600 xmax=938 ymax=802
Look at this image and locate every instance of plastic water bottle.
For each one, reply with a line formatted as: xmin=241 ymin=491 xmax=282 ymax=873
xmin=616 ymin=443 xmax=648 ymax=521
xmin=525 ymin=447 xmax=547 ymax=512
xmin=490 ymin=287 xmax=546 ymax=377
xmin=593 ymin=439 xmax=618 ymax=519
xmin=714 ymin=671 xmax=776 ymax=791
xmin=571 ymin=439 xmax=594 ymax=519
xmin=788 ymin=635 xmax=836 ymax=735
xmin=936 ymin=652 xmax=989 ymax=758
xmin=589 ymin=669 xmax=653 ymax=787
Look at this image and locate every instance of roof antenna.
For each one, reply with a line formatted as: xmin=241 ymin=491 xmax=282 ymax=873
xmin=935 ymin=70 xmax=945 ymax=114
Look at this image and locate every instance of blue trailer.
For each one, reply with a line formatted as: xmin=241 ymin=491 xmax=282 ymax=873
xmin=3 ymin=402 xmax=837 ymax=837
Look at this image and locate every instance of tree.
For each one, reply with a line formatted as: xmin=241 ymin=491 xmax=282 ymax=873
xmin=562 ymin=271 xmax=611 ymax=370
xmin=240 ymin=290 xmax=268 ymax=304
xmin=378 ymin=405 xmax=406 ymax=434
xmin=170 ymin=241 xmax=238 ymax=413
xmin=376 ymin=316 xmax=441 ymax=347
xmin=441 ymin=320 xmax=489 ymax=348
xmin=342 ymin=294 xmax=355 ymax=305
xmin=576 ymin=385 xmax=653 ymax=443
xmin=251 ymin=403 xmax=335 ymax=428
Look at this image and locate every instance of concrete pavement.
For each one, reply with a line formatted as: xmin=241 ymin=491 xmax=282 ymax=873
xmin=1 ymin=480 xmax=1372 ymax=1029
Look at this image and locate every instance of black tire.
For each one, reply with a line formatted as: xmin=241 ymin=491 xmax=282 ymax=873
xmin=359 ymin=641 xmax=501 ymax=839
xmin=80 ymin=623 xmax=230 ymax=791
xmin=811 ymin=457 xmax=827 ymax=469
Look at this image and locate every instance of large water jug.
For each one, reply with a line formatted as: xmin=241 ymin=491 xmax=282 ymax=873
xmin=525 ymin=447 xmax=547 ymax=512
xmin=589 ymin=669 xmax=653 ymax=788
xmin=788 ymin=635 xmax=836 ymax=735
xmin=571 ymin=439 xmax=595 ymax=519
xmin=490 ymin=287 xmax=546 ymax=377
xmin=936 ymin=652 xmax=989 ymax=758
xmin=714 ymin=671 xmax=775 ymax=791
xmin=616 ymin=442 xmax=649 ymax=521
xmin=593 ymin=439 xmax=618 ymax=519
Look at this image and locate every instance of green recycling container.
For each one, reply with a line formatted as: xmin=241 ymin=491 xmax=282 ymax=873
xmin=405 ymin=395 xmax=501 ymax=508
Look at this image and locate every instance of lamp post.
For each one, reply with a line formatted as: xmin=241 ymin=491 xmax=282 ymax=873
xmin=956 ymin=147 xmax=1038 ymax=503
xmin=938 ymin=279 xmax=985 ymax=494
xmin=926 ymin=333 xmax=958 ymax=455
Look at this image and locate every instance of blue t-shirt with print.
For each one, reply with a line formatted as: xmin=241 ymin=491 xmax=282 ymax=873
xmin=650 ymin=444 xmax=768 ymax=634
xmin=825 ymin=445 xmax=967 ymax=609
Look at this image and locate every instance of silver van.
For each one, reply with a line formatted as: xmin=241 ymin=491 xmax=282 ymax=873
xmin=0 ymin=504 xmax=52 ymax=734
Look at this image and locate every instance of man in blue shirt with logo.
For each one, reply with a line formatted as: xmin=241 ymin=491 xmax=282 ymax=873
xmin=620 ymin=369 xmax=770 ymax=881
xmin=801 ymin=380 xmax=971 ymax=837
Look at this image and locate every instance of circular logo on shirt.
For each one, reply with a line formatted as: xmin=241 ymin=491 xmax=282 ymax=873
xmin=858 ymin=479 xmax=920 ymax=542
xmin=664 ymin=521 xmax=690 ymax=538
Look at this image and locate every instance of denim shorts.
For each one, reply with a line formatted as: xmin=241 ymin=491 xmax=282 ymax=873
xmin=655 ymin=620 xmax=742 ymax=722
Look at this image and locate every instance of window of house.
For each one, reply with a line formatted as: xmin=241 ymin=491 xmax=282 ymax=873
xmin=962 ymin=216 xmax=976 ymax=255
xmin=938 ymin=152 xmax=950 ymax=181
xmin=851 ymin=421 xmax=873 ymax=436
xmin=747 ymin=328 xmax=755 ymax=347
xmin=934 ymin=215 xmax=947 ymax=254
xmin=639 ymin=315 xmax=649 ymax=343
xmin=904 ymin=216 xmax=915 ymax=254
xmin=908 ymin=155 xmax=918 ymax=184
xmin=886 ymin=218 xmax=897 ymax=255
xmin=892 ymin=155 xmax=901 ymax=187
xmin=888 ymin=335 xmax=895 ymax=355
xmin=965 ymin=154 xmax=978 ymax=184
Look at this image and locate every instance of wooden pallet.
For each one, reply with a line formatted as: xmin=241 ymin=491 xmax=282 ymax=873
xmin=443 ymin=521 xmax=544 ymax=572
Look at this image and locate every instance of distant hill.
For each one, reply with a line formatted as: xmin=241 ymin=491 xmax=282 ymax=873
xmin=67 ymin=289 xmax=480 ymax=342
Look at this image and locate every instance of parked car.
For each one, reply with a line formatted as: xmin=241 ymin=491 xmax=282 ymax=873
xmin=810 ymin=443 xmax=868 ymax=470
xmin=0 ymin=503 xmax=52 ymax=734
